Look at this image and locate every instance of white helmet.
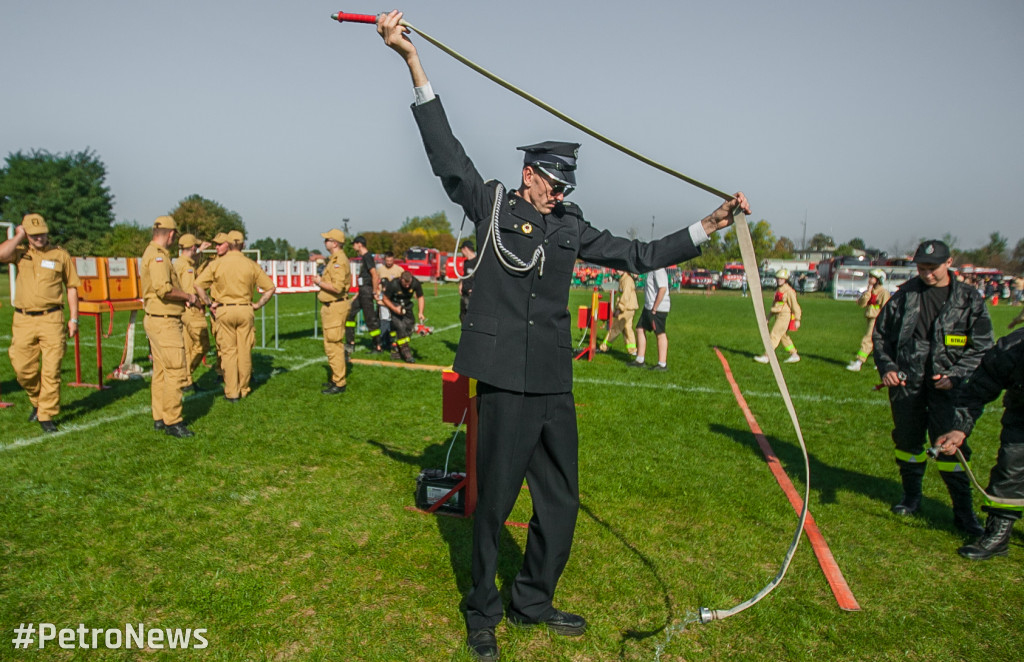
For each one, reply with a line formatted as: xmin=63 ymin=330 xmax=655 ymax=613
xmin=775 ymin=268 xmax=790 ymax=281
xmin=869 ymin=268 xmax=886 ymax=281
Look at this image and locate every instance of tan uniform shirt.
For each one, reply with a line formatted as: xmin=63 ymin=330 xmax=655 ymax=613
xmin=318 ymin=252 xmax=352 ymax=304
xmin=377 ymin=264 xmax=404 ymax=283
xmin=174 ymin=256 xmax=199 ymax=294
xmin=141 ymin=241 xmax=185 ymax=315
xmin=616 ymin=273 xmax=638 ymax=313
xmin=194 ymin=251 xmax=274 ymax=304
xmin=12 ymin=245 xmax=80 ymax=310
xmin=770 ymin=282 xmax=801 ymax=321
xmin=857 ymin=283 xmax=890 ymax=319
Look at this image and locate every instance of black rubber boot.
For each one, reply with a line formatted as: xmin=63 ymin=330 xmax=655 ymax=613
xmin=942 ymin=471 xmax=984 ymax=537
xmin=957 ymin=515 xmax=1015 ymax=560
xmin=891 ymin=461 xmax=926 ymax=515
xmin=399 ymin=345 xmax=416 ymax=364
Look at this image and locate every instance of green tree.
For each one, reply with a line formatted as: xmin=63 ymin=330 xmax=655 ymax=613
xmin=720 ymin=219 xmax=777 ymax=262
xmin=250 ymin=237 xmax=279 ymax=260
xmin=833 ymin=243 xmax=855 ymax=257
xmin=1012 ymin=237 xmax=1024 ymax=272
xmin=295 ymin=248 xmax=310 ymax=261
xmin=772 ymin=237 xmax=796 ymax=258
xmin=808 ymin=233 xmax=835 ymax=251
xmin=168 ymin=194 xmax=245 ymax=241
xmin=399 ymin=211 xmax=451 ymax=237
xmin=0 ymin=148 xmax=115 ymax=247
xmin=847 ymin=237 xmax=866 ymax=251
xmin=94 ymin=222 xmax=151 ymax=257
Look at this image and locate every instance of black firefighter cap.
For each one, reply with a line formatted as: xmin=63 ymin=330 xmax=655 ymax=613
xmin=517 ymin=141 xmax=581 ymax=187
xmin=913 ymin=240 xmax=951 ymax=265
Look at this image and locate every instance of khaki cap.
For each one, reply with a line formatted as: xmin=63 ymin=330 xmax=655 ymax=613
xmin=321 ymin=228 xmax=346 ymax=244
xmin=227 ymin=230 xmax=245 ymax=243
xmin=212 ymin=232 xmax=231 ymax=244
xmin=178 ymin=233 xmax=199 ymax=248
xmin=153 ymin=215 xmax=178 ymax=230
xmin=22 ymin=213 xmax=49 ymax=235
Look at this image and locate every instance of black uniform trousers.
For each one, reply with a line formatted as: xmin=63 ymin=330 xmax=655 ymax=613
xmin=984 ymin=407 xmax=1024 ymax=520
xmin=889 ymin=383 xmax=973 ymax=496
xmin=345 ymin=288 xmax=380 ymax=346
xmin=465 ymin=384 xmax=579 ymax=630
xmin=390 ymin=310 xmax=416 ymax=342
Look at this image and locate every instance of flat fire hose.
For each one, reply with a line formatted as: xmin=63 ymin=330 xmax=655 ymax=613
xmin=955 ymin=448 xmax=1024 ymax=507
xmin=332 ymin=10 xmax=817 ymax=622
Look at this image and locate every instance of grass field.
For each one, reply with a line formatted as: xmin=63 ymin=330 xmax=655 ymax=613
xmin=2 ymin=272 xmax=1022 ymax=662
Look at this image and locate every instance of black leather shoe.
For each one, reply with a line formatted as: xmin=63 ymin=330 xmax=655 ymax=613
xmin=28 ymin=407 xmax=38 ymax=422
xmin=154 ymin=420 xmax=167 ymax=431
xmin=466 ymin=627 xmax=499 ymax=661
xmin=508 ymin=609 xmax=586 ymax=636
xmin=225 ymin=397 xmax=240 ymax=403
xmin=321 ymin=384 xmax=347 ymax=395
xmin=164 ymin=423 xmax=195 ymax=438
xmin=958 ymin=515 xmax=1014 ymax=560
xmin=890 ymin=494 xmax=921 ymax=516
xmin=39 ymin=420 xmax=59 ymax=433
xmin=626 ymin=360 xmax=644 ymax=368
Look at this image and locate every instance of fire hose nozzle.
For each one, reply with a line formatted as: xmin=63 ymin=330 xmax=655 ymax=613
xmin=698 ymin=607 xmax=717 ymax=624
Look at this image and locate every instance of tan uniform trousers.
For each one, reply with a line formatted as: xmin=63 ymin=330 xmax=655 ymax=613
xmin=768 ymin=314 xmax=796 ymax=353
xmin=182 ymin=307 xmax=211 ymax=385
xmin=321 ymin=299 xmax=352 ymax=387
xmin=857 ymin=317 xmax=878 ymax=360
xmin=9 ymin=310 xmax=66 ymax=421
xmin=145 ymin=314 xmax=187 ymax=425
xmin=215 ymin=305 xmax=255 ymax=399
xmin=603 ymin=310 xmax=637 ymax=353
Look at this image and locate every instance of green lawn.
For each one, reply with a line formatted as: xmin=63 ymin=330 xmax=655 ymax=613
xmin=1 ymin=273 xmax=1022 ymax=661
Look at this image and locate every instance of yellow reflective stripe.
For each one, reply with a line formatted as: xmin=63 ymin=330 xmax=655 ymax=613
xmin=984 ymin=499 xmax=1024 ymax=512
xmin=935 ymin=460 xmax=966 ymax=473
xmin=369 ymin=329 xmax=381 ymax=337
xmin=895 ymin=449 xmax=928 ymax=464
xmin=396 ymin=337 xmax=409 ymax=345
xmin=345 ymin=321 xmax=357 ymax=328
xmin=944 ymin=334 xmax=967 ymax=347
xmin=856 ymin=350 xmax=869 ymax=359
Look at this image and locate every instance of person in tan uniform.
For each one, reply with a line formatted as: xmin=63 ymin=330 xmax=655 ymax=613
xmin=141 ymin=215 xmax=198 ymax=438
xmin=194 ymin=231 xmax=275 ymax=402
xmin=202 ymin=232 xmax=232 ymax=381
xmin=598 ymin=271 xmax=639 ymax=357
xmin=0 ymin=214 xmax=80 ymax=432
xmin=754 ymin=268 xmax=802 ymax=364
xmin=847 ymin=268 xmax=890 ymax=372
xmin=174 ymin=233 xmax=213 ymax=391
xmin=313 ymin=229 xmax=352 ymax=394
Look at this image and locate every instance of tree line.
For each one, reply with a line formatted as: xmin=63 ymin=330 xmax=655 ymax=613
xmin=2 ymin=149 xmax=1020 ymax=272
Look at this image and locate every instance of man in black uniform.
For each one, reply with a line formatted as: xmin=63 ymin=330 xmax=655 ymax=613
xmin=380 ymin=270 xmax=425 ymax=364
xmin=934 ymin=328 xmax=1024 ymax=560
xmin=873 ymin=240 xmax=993 ymax=537
xmin=378 ymin=11 xmax=750 ymax=661
xmin=459 ymin=239 xmax=478 ymax=322
xmin=345 ymin=235 xmax=382 ymax=354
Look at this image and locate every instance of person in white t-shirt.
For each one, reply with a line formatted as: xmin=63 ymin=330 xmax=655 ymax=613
xmin=629 ymin=268 xmax=671 ymax=371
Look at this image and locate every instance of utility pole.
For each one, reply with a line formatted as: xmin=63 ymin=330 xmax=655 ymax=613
xmin=342 ymin=218 xmax=350 ymax=236
xmin=650 ymin=216 xmax=655 ymax=242
xmin=801 ymin=210 xmax=807 ymax=253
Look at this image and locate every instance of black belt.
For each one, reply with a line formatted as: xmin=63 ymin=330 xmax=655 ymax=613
xmin=147 ymin=314 xmax=182 ymax=319
xmin=321 ymin=299 xmax=348 ymax=306
xmin=15 ymin=306 xmax=62 ymax=316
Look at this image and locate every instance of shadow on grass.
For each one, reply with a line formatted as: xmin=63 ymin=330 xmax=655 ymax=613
xmin=61 ymin=377 xmax=148 ymax=423
xmin=709 ymin=422 xmax=970 ymax=535
xmin=366 ymin=437 xmax=524 ymax=619
xmin=578 ymin=502 xmax=675 ymax=658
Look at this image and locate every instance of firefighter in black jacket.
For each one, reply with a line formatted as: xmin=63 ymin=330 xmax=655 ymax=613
xmin=935 ymin=328 xmax=1024 ymax=560
xmin=380 ymin=270 xmax=424 ymax=364
xmin=378 ymin=12 xmax=751 ymax=661
xmin=873 ymin=240 xmax=994 ymax=536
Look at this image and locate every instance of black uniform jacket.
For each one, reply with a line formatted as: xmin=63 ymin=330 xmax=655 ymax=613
xmin=873 ymin=276 xmax=994 ymax=389
xmin=953 ymin=328 xmax=1024 ymax=436
xmin=412 ymin=98 xmax=702 ymax=393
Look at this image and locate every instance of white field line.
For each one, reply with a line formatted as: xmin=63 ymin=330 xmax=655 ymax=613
xmin=1 ymin=354 xmax=327 ymax=452
xmin=573 ymin=376 xmax=891 ymax=407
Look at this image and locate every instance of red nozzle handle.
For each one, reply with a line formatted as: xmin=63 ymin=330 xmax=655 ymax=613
xmin=331 ymin=11 xmax=378 ymax=24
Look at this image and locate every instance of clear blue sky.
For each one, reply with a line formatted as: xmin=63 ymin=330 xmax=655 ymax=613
xmin=4 ymin=1 xmax=1022 ymax=257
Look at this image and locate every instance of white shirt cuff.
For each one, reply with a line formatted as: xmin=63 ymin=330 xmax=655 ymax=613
xmin=414 ymin=82 xmax=435 ymax=106
xmin=687 ymin=221 xmax=710 ymax=246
